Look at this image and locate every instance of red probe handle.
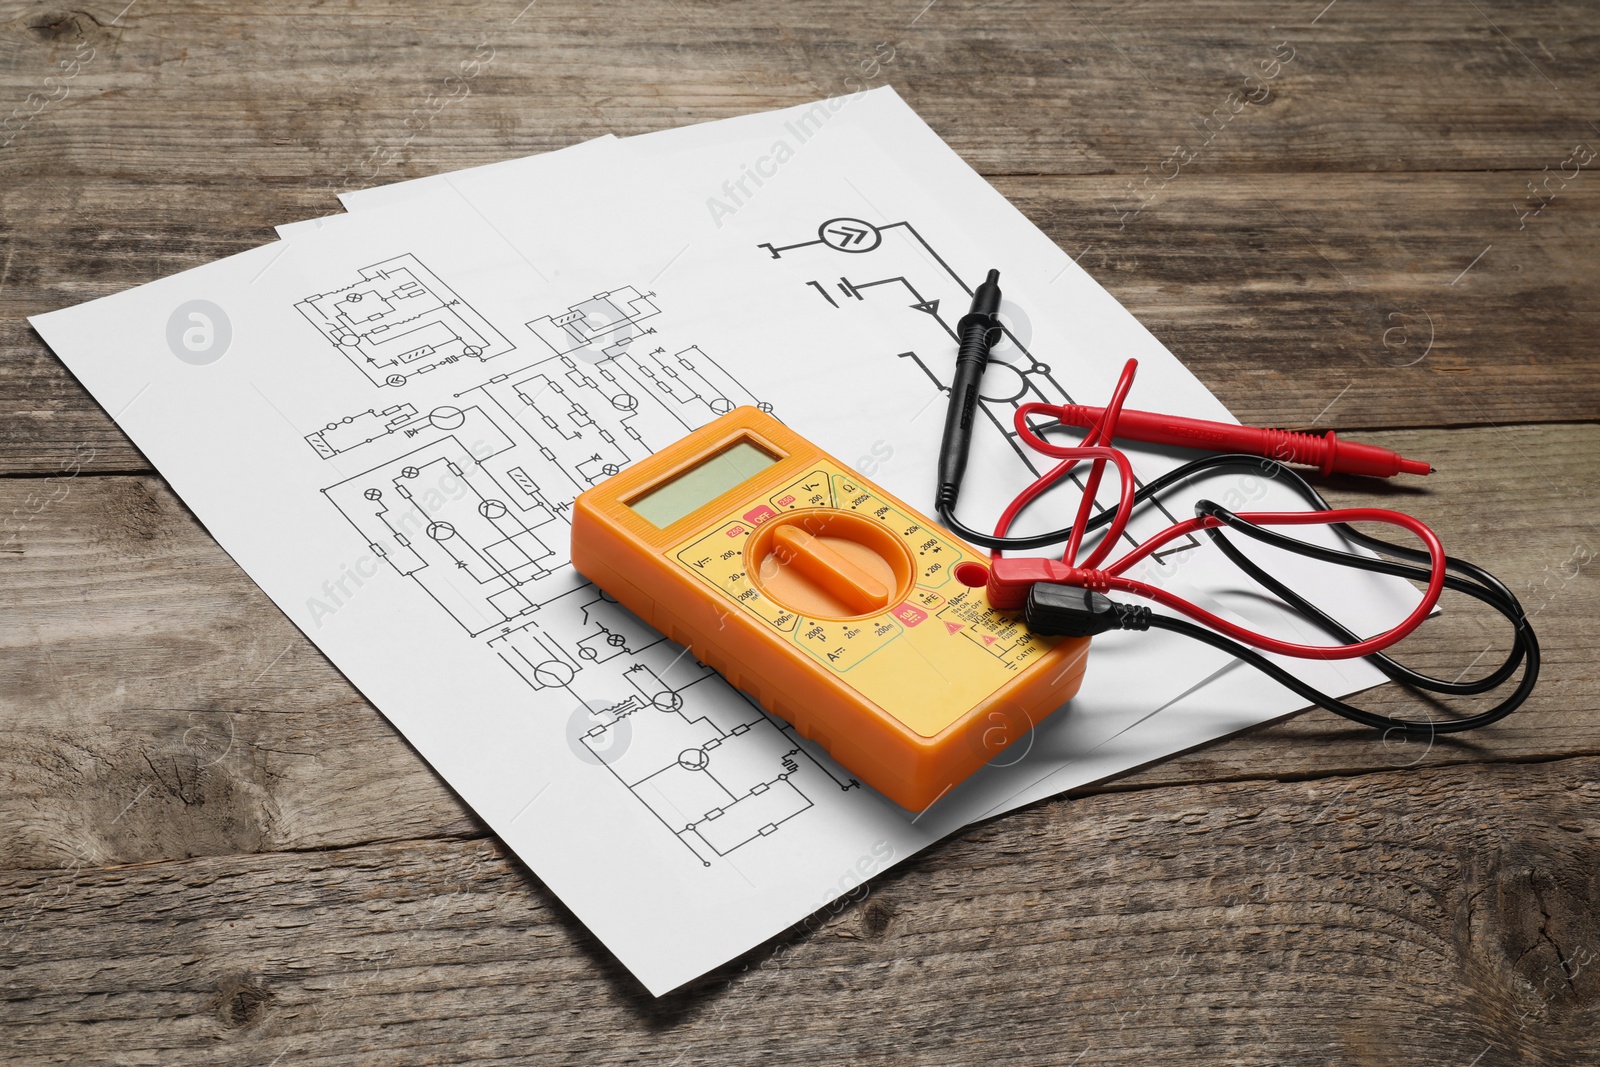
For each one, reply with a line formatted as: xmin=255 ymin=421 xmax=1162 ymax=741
xmin=1055 ymin=406 xmax=1431 ymax=478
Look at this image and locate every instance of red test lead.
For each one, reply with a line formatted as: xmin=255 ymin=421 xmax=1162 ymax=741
xmin=930 ymin=279 xmax=1538 ymax=739
xmin=1039 ymin=404 xmax=1433 ymax=478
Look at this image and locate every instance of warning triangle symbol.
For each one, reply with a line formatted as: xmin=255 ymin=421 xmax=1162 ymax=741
xmin=944 ymin=621 xmax=963 ymax=635
xmin=911 ymin=299 xmax=941 ymax=316
xmin=982 ymin=635 xmax=997 ymax=646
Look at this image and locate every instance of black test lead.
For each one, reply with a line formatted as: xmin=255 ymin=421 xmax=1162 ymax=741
xmin=926 ymin=281 xmax=1538 ymax=736
xmin=935 ymin=268 xmax=1004 ymax=517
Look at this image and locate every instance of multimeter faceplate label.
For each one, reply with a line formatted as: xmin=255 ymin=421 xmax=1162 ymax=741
xmin=671 ymin=461 xmax=1060 ymax=737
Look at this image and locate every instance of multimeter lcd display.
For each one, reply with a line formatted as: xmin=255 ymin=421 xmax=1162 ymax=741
xmin=627 ymin=439 xmax=780 ymax=528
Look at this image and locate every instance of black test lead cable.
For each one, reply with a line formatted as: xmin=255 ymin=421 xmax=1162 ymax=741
xmin=1020 ymin=460 xmax=1539 ymax=735
xmin=931 ymin=278 xmax=1537 ymax=734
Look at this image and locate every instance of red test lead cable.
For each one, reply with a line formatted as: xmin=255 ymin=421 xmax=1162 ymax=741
xmin=929 ymin=272 xmax=1536 ymax=736
xmin=978 ymin=358 xmax=1447 ymax=661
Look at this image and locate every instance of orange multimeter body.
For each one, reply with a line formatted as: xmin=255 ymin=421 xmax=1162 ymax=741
xmin=571 ymin=407 xmax=1090 ymax=811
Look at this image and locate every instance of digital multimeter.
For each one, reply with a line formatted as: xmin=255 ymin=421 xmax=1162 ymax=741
xmin=571 ymin=407 xmax=1090 ymax=810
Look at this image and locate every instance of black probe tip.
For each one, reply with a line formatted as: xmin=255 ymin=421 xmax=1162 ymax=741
xmin=968 ymin=270 xmax=1003 ymax=321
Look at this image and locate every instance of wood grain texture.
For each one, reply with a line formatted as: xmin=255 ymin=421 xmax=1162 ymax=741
xmin=2 ymin=0 xmax=1597 ymax=1062
xmin=2 ymin=758 xmax=1596 ymax=1064
xmin=3 ymin=1 xmax=1599 ymax=472
xmin=2 ymin=0 xmax=1595 ymax=178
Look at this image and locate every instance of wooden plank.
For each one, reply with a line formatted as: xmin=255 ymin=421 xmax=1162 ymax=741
xmin=3 ymin=0 xmax=1596 ymax=1056
xmin=2 ymin=424 xmax=1592 ymax=871
xmin=1 ymin=0 xmax=1593 ymax=180
xmin=2 ymin=756 xmax=1595 ymax=1063
xmin=5 ymin=168 xmax=1598 ymax=474
xmin=0 ymin=473 xmax=474 ymax=869
xmin=4 ymin=3 xmax=1599 ymax=473
xmin=1000 ymin=171 xmax=1600 ymax=433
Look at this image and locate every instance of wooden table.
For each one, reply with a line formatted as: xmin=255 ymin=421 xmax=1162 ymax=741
xmin=3 ymin=2 xmax=1596 ymax=1062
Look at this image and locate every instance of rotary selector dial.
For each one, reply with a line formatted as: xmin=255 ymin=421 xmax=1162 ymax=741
xmin=745 ymin=509 xmax=916 ymax=621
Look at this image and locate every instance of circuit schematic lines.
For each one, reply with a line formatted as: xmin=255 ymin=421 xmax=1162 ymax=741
xmin=299 ymin=275 xmax=848 ymax=867
xmin=296 ymin=253 xmax=514 ymax=387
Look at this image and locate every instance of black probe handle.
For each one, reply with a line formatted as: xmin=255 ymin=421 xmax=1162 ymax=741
xmin=936 ymin=270 xmax=1004 ymax=510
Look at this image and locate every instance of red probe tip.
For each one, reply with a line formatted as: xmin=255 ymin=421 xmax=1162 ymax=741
xmin=1397 ymin=457 xmax=1433 ymax=477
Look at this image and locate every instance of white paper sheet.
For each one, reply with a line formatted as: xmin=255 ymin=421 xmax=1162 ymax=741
xmin=33 ymin=90 xmax=1420 ymax=993
xmin=337 ymin=88 xmax=1419 ymax=830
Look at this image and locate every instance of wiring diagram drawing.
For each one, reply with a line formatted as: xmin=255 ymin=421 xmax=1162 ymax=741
xmin=296 ymin=253 xmax=515 ymax=387
xmin=299 ymin=278 xmax=854 ymax=865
